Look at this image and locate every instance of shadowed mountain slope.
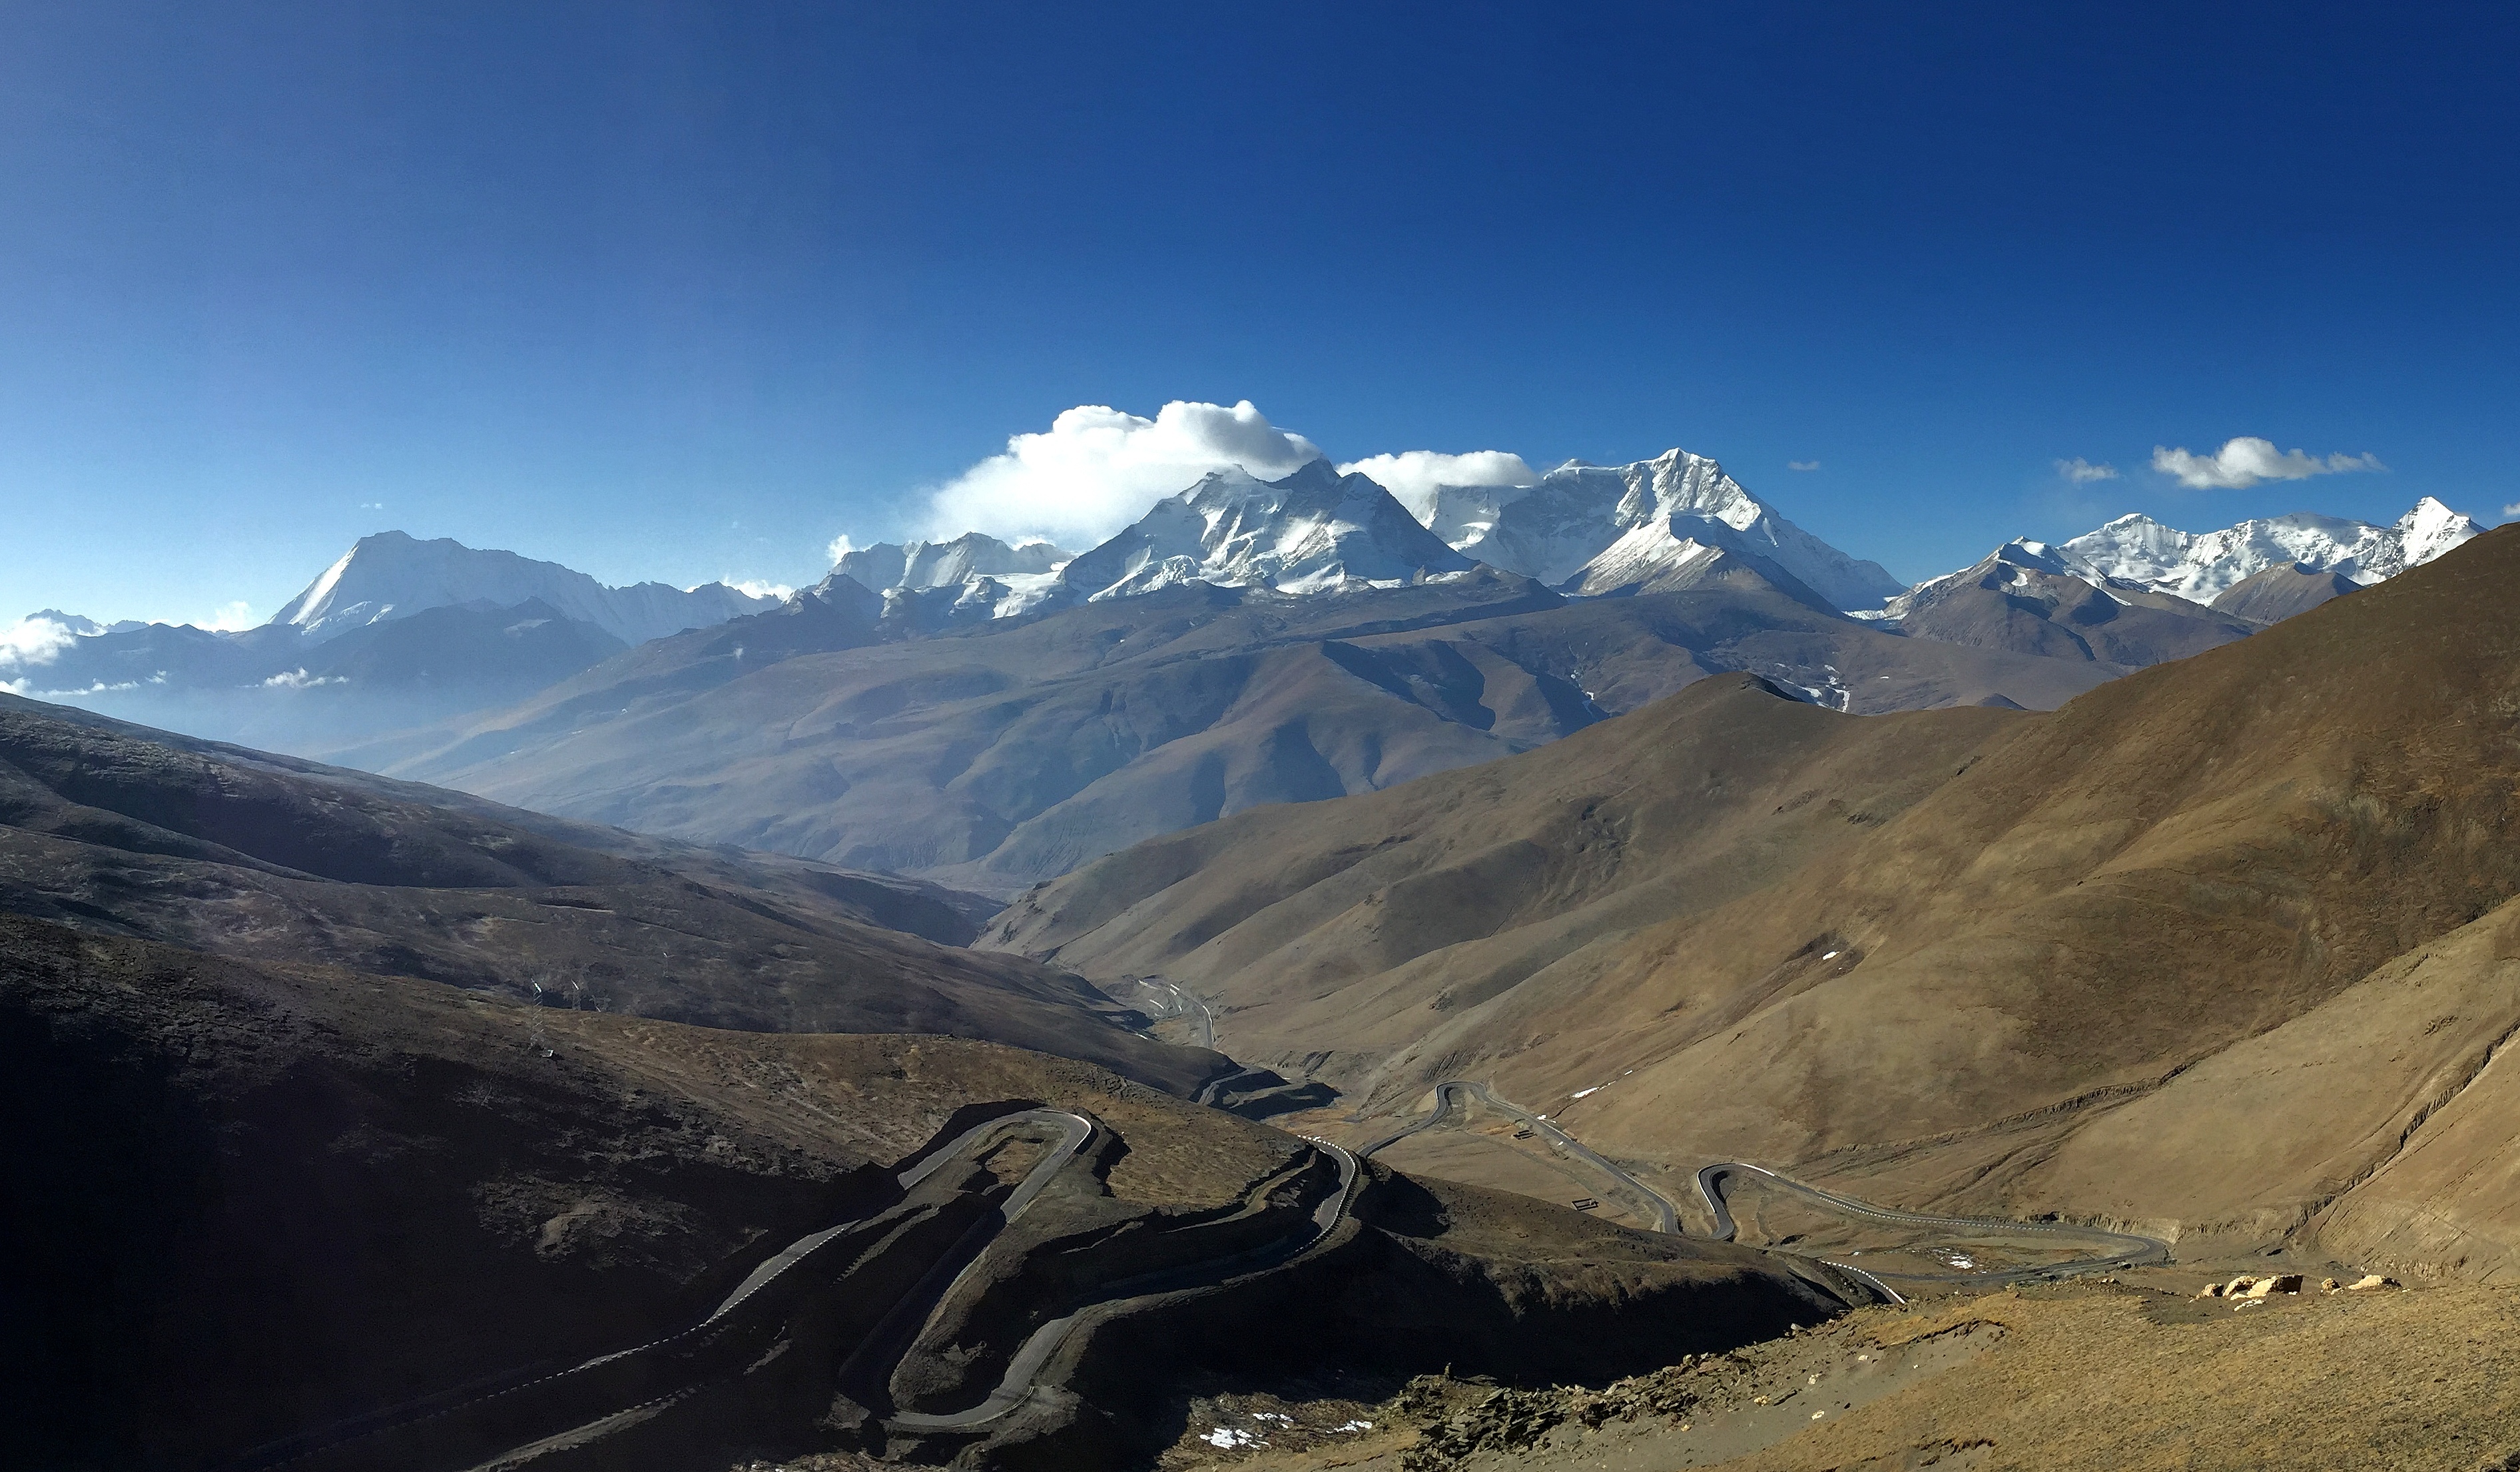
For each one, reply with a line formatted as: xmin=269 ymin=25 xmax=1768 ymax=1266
xmin=3 ymin=912 xmax=1849 ymax=1470
xmin=1888 ymin=541 xmax=2254 ymax=667
xmin=2208 ymin=560 xmax=2362 ymax=624
xmin=384 ymin=572 xmax=2118 ymax=893
xmin=0 ymin=693 xmax=1216 ymax=1092
xmin=988 ymin=526 xmax=2520 ymax=1280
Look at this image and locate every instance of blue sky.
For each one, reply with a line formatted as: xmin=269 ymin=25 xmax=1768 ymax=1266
xmin=4 ymin=1 xmax=2515 ymax=623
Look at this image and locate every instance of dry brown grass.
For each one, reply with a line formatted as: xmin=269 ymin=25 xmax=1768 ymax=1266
xmin=1152 ymin=1276 xmax=2520 ymax=1471
xmin=994 ymin=526 xmax=2520 ymax=1282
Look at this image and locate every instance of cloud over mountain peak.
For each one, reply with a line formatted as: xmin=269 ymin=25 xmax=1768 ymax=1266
xmin=922 ymin=400 xmax=1324 ymax=551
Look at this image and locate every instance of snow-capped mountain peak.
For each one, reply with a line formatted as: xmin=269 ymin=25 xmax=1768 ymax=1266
xmin=1416 ymin=448 xmax=1905 ymax=612
xmin=830 ymin=532 xmax=1074 ymax=623
xmin=1059 ymin=459 xmax=1475 ymax=600
xmin=2395 ymin=496 xmax=2478 ymax=568
xmin=834 ymin=532 xmax=1069 ymax=594
xmin=273 ymin=531 xmax=780 ymax=646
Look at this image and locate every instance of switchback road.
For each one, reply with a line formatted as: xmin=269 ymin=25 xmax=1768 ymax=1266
xmin=246 ymin=1109 xmax=1096 ymax=1472
xmin=886 ymin=1137 xmax=1358 ymax=1433
xmin=248 ymin=1107 xmax=1359 ymax=1468
xmin=1695 ymin=1161 xmax=2168 ymax=1289
xmin=1359 ymin=1081 xmax=1680 ymax=1234
xmin=1363 ymin=1080 xmax=2166 ymax=1303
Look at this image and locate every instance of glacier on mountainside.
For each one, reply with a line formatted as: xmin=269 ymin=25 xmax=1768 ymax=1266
xmin=1406 ymin=450 xmax=1905 ymax=613
xmin=834 ymin=532 xmax=1073 ymax=621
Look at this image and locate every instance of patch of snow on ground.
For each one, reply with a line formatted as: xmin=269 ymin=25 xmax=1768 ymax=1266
xmin=1335 ymin=1419 xmax=1376 ymax=1432
xmin=1202 ymin=1427 xmax=1265 ymax=1449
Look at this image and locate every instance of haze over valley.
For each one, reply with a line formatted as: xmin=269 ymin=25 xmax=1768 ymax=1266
xmin=4 ymin=440 xmax=2483 ymax=893
xmin=9 ymin=7 xmax=2520 ymax=1470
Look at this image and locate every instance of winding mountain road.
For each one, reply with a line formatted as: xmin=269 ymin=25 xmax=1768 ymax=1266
xmin=1694 ymin=1161 xmax=2168 ymax=1288
xmin=1363 ymin=1080 xmax=2167 ymax=1303
xmin=245 ymin=1106 xmax=1359 ymax=1469
xmin=242 ymin=1109 xmax=1098 ymax=1472
xmin=1360 ymin=1080 xmax=1680 ymax=1233
xmin=886 ymin=1137 xmax=1358 ymax=1433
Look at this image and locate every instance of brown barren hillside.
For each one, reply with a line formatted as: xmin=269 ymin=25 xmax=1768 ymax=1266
xmin=0 ymin=693 xmax=1223 ymax=1092
xmin=988 ymin=524 xmax=2520 ymax=1280
xmin=1 ymin=914 xmax=1847 ymax=1471
xmin=987 ymin=673 xmax=2025 ymax=1097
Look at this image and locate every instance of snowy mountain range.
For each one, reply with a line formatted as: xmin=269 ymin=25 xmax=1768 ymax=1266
xmin=276 ymin=531 xmax=777 ymax=645
xmin=1877 ymin=496 xmax=2483 ymax=669
xmin=2 ymin=535 xmax=780 ymax=750
xmin=826 ymin=450 xmax=1904 ymax=619
xmin=2052 ymin=498 xmax=2479 ymax=602
xmin=10 ymin=450 xmax=2491 ymax=773
xmin=1898 ymin=498 xmax=2480 ymax=621
xmin=814 ymin=453 xmax=2486 ymax=651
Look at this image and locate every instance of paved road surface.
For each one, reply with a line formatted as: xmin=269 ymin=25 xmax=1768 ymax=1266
xmin=246 ymin=1109 xmax=1096 ymax=1471
xmin=250 ymin=1107 xmax=1361 ymax=1467
xmin=1361 ymin=1080 xmax=2166 ymax=1304
xmin=886 ymin=1138 xmax=1358 ymax=1432
xmin=1695 ymin=1161 xmax=2169 ymax=1289
xmin=1359 ymin=1081 xmax=1680 ymax=1234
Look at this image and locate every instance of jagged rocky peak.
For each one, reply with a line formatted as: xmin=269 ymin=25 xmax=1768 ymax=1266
xmin=1413 ymin=448 xmax=1905 ymax=613
xmin=824 ymin=533 xmax=1075 ymax=625
xmin=272 ymin=531 xmax=780 ymax=647
xmin=1058 ymin=458 xmax=1475 ymax=601
xmin=833 ymin=532 xmax=1069 ymax=593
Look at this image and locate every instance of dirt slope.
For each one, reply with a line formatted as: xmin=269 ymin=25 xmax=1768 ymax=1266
xmin=989 ymin=525 xmax=2520 ymax=1278
xmin=0 ymin=693 xmax=1217 ymax=1092
xmin=986 ymin=673 xmax=2021 ymax=1102
xmin=1 ymin=914 xmax=1847 ymax=1471
xmin=0 ymin=913 xmax=1290 ymax=1470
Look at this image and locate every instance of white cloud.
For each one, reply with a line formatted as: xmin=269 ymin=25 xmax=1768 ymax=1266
xmin=2150 ymin=436 xmax=2386 ymax=490
xmin=260 ymin=668 xmax=345 ymax=689
xmin=827 ymin=533 xmax=860 ymax=563
xmin=2503 ymin=502 xmax=2520 ymax=520
xmin=1787 ymin=460 xmax=1821 ymax=472
xmin=726 ymin=578 xmax=794 ymax=600
xmin=920 ymin=400 xmax=1323 ymax=550
xmin=1339 ymin=451 xmax=1538 ymax=518
xmin=0 ymin=614 xmax=78 ymax=672
xmin=2056 ymin=458 xmax=2120 ymax=484
xmin=202 ymin=600 xmax=257 ymax=632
